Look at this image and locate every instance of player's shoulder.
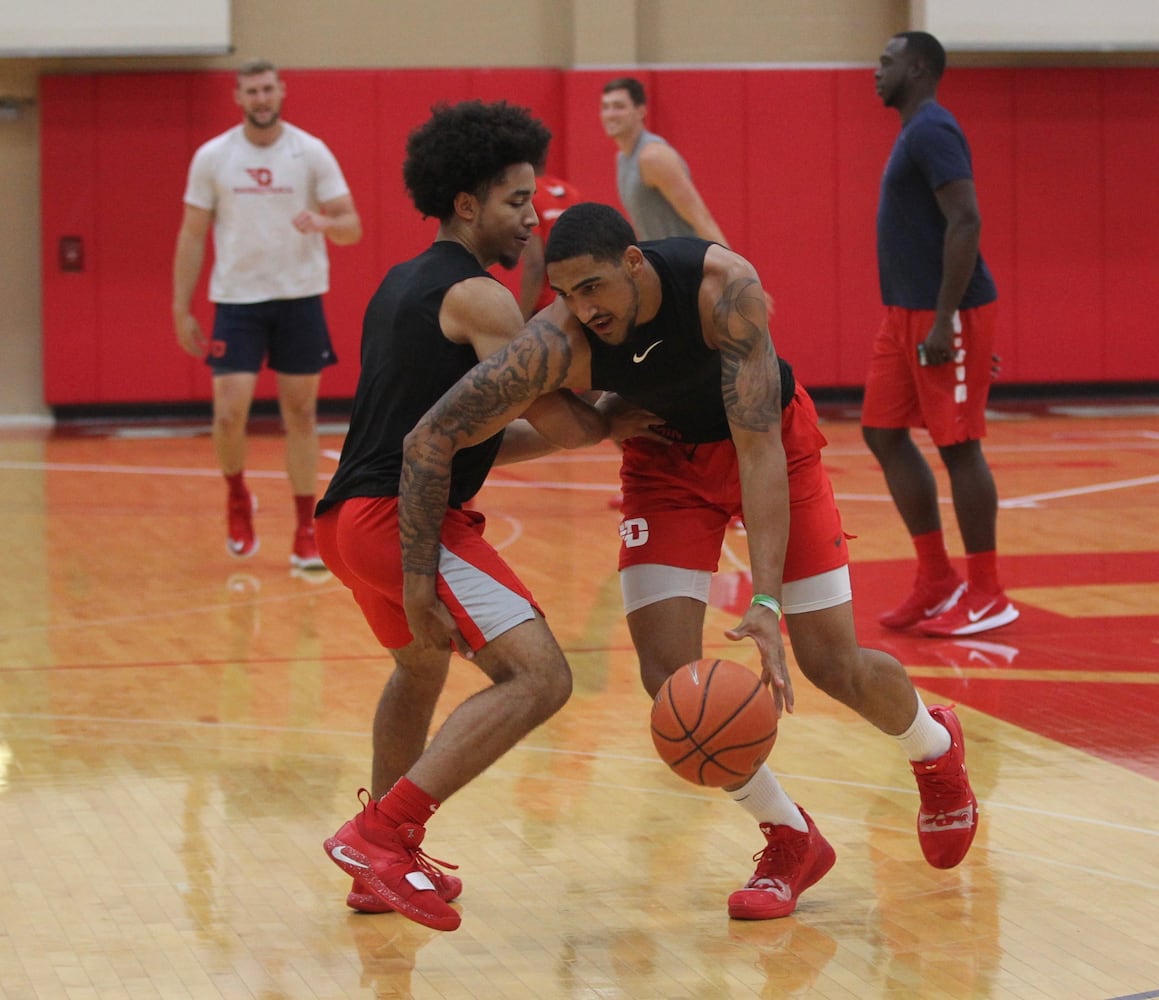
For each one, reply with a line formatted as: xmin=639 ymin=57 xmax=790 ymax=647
xmin=192 ymin=124 xmax=242 ymax=161
xmin=908 ymin=102 xmax=965 ymax=140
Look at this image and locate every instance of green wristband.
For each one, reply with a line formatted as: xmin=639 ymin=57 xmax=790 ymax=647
xmin=751 ymin=593 xmax=783 ymax=620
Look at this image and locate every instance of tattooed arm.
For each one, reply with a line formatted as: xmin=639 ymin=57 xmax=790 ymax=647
xmin=700 ymin=246 xmax=794 ymax=714
xmin=399 ymin=313 xmax=591 ymax=653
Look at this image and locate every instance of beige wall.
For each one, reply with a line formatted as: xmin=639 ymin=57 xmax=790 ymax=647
xmin=13 ymin=0 xmax=1147 ymax=416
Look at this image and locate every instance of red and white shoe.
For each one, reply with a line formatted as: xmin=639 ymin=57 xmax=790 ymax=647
xmin=325 ymin=790 xmax=461 ymax=931
xmin=290 ymin=523 xmax=326 ymax=571
xmin=227 ymin=492 xmax=259 ymax=559
xmin=912 ymin=705 xmax=979 ymax=869
xmin=921 ymin=586 xmax=1018 ymax=637
xmin=727 ymin=808 xmax=836 ymax=920
xmin=878 ymin=574 xmax=965 ymax=630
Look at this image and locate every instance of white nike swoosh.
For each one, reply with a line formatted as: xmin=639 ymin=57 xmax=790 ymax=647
xmin=330 ymin=844 xmax=370 ymax=870
xmin=632 ymin=340 xmax=664 ymax=363
xmin=967 ymin=600 xmax=998 ymax=623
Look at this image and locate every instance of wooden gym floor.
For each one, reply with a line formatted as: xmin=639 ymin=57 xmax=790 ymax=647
xmin=1 ymin=397 xmax=1157 ymax=999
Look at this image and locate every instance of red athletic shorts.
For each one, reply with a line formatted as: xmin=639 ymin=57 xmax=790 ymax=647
xmin=616 ymin=383 xmax=849 ymax=583
xmin=315 ymin=496 xmax=541 ymax=652
xmin=861 ymin=303 xmax=997 ymax=447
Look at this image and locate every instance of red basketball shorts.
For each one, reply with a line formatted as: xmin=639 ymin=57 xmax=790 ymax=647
xmin=315 ymin=496 xmax=541 ymax=652
xmin=861 ymin=303 xmax=997 ymax=447
xmin=616 ymin=384 xmax=849 ymax=584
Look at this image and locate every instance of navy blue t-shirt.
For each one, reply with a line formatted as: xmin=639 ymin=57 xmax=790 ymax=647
xmin=877 ymin=101 xmax=997 ymax=310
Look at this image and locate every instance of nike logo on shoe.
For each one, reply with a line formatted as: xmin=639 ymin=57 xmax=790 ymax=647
xmin=632 ymin=340 xmax=664 ymax=363
xmin=967 ymin=600 xmax=999 ymax=623
xmin=925 ymin=582 xmax=966 ymax=617
xmin=330 ymin=844 xmax=370 ymax=869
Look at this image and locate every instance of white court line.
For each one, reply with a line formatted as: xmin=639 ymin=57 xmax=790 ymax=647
xmin=7 ymin=442 xmax=1158 ymax=508
xmin=0 ymin=460 xmax=288 ymax=478
xmin=1001 ymin=473 xmax=1159 ymax=509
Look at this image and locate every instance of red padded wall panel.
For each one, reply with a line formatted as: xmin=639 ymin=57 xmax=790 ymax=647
xmin=1102 ymin=70 xmax=1159 ymax=381
xmin=92 ymin=74 xmax=201 ymax=402
xmin=1012 ymin=70 xmax=1106 ymax=382
xmin=833 ymin=69 xmax=894 ymax=387
xmin=40 ymin=76 xmax=101 ymax=404
xmin=39 ymin=65 xmax=1159 ymax=407
xmin=745 ymin=70 xmax=843 ymax=386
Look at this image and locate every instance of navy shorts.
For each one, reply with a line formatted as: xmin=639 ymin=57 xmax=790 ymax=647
xmin=208 ymin=296 xmax=338 ymax=375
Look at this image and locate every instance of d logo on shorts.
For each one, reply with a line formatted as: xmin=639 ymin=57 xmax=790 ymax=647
xmin=619 ymin=517 xmax=650 ymax=548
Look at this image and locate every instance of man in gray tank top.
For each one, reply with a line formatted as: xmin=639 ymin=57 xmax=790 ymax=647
xmin=600 ymin=76 xmax=729 ymax=244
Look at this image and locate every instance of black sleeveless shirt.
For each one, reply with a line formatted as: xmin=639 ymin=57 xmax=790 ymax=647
xmin=584 ymin=237 xmax=795 ymax=444
xmin=316 ymin=241 xmax=504 ymax=513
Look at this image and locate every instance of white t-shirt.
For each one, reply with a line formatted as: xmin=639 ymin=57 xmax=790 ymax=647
xmin=183 ymin=122 xmax=351 ymax=303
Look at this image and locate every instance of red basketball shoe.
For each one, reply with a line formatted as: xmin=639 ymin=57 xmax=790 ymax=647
xmin=921 ymin=586 xmax=1018 ymax=637
xmin=878 ymin=574 xmax=965 ymax=630
xmin=325 ymin=790 xmax=461 ymax=931
xmin=912 ymin=705 xmax=979 ymax=869
xmin=290 ymin=523 xmax=326 ymax=571
xmin=728 ymin=808 xmax=836 ymax=920
xmin=227 ymin=492 xmax=258 ymax=558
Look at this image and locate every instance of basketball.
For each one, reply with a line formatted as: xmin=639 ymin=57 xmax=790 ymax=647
xmin=650 ymin=658 xmax=778 ymax=787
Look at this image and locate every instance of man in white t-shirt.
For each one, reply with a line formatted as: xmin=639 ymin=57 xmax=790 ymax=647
xmin=172 ymin=59 xmax=362 ymax=570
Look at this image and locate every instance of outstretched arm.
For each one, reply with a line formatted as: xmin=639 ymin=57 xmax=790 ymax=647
xmin=700 ymin=248 xmax=793 ymax=714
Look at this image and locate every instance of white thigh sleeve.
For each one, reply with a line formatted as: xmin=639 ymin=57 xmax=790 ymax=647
xmin=621 ymin=564 xmax=713 ymax=614
xmin=782 ymin=565 xmax=852 ymax=615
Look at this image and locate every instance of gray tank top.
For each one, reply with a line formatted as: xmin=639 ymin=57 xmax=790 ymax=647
xmin=616 ymin=130 xmax=697 ymax=240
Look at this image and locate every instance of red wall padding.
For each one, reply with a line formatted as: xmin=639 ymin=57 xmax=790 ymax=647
xmin=40 ymin=66 xmax=1159 ymax=406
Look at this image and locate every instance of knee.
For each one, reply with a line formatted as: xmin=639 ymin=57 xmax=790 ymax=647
xmin=281 ymin=403 xmax=318 ymax=437
xmin=638 ymin=657 xmax=677 ymax=700
xmin=213 ymin=405 xmax=249 ymax=434
xmin=526 ymin=658 xmax=573 ymax=725
xmin=796 ymin=649 xmax=863 ymax=704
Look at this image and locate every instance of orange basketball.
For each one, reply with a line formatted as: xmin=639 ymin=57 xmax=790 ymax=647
xmin=650 ymin=658 xmax=778 ymax=787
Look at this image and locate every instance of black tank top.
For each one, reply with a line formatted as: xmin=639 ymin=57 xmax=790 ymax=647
xmin=584 ymin=238 xmax=795 ymax=444
xmin=316 ymin=241 xmax=504 ymax=513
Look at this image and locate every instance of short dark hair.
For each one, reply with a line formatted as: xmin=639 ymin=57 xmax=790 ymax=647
xmin=892 ymin=31 xmax=946 ymax=81
xmin=602 ymin=76 xmax=646 ymax=106
xmin=237 ymin=59 xmax=277 ymax=80
xmin=403 ymin=100 xmax=551 ymax=221
xmin=545 ymin=202 xmax=637 ymax=266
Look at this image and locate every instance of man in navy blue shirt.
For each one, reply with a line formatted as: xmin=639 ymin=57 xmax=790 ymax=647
xmin=861 ymin=31 xmax=1017 ymax=638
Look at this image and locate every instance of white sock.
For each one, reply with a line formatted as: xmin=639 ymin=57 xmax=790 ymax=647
xmin=896 ymin=696 xmax=952 ymax=762
xmin=727 ymin=766 xmax=808 ymax=832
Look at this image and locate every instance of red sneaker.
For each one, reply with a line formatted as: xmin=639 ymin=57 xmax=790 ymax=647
xmin=727 ymin=808 xmax=836 ymax=920
xmin=347 ymin=871 xmax=463 ymax=913
xmin=921 ymin=586 xmax=1018 ymax=637
xmin=912 ymin=705 xmax=979 ymax=869
xmin=227 ymin=492 xmax=258 ymax=558
xmin=878 ymin=575 xmax=965 ymax=630
xmin=290 ymin=523 xmax=326 ymax=571
xmin=325 ymin=791 xmax=461 ymax=931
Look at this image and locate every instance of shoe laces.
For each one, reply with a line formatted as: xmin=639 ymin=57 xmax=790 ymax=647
xmin=751 ymin=825 xmax=806 ymax=878
xmin=356 ymin=789 xmax=460 ymax=876
xmin=915 ymin=767 xmax=969 ymax=814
